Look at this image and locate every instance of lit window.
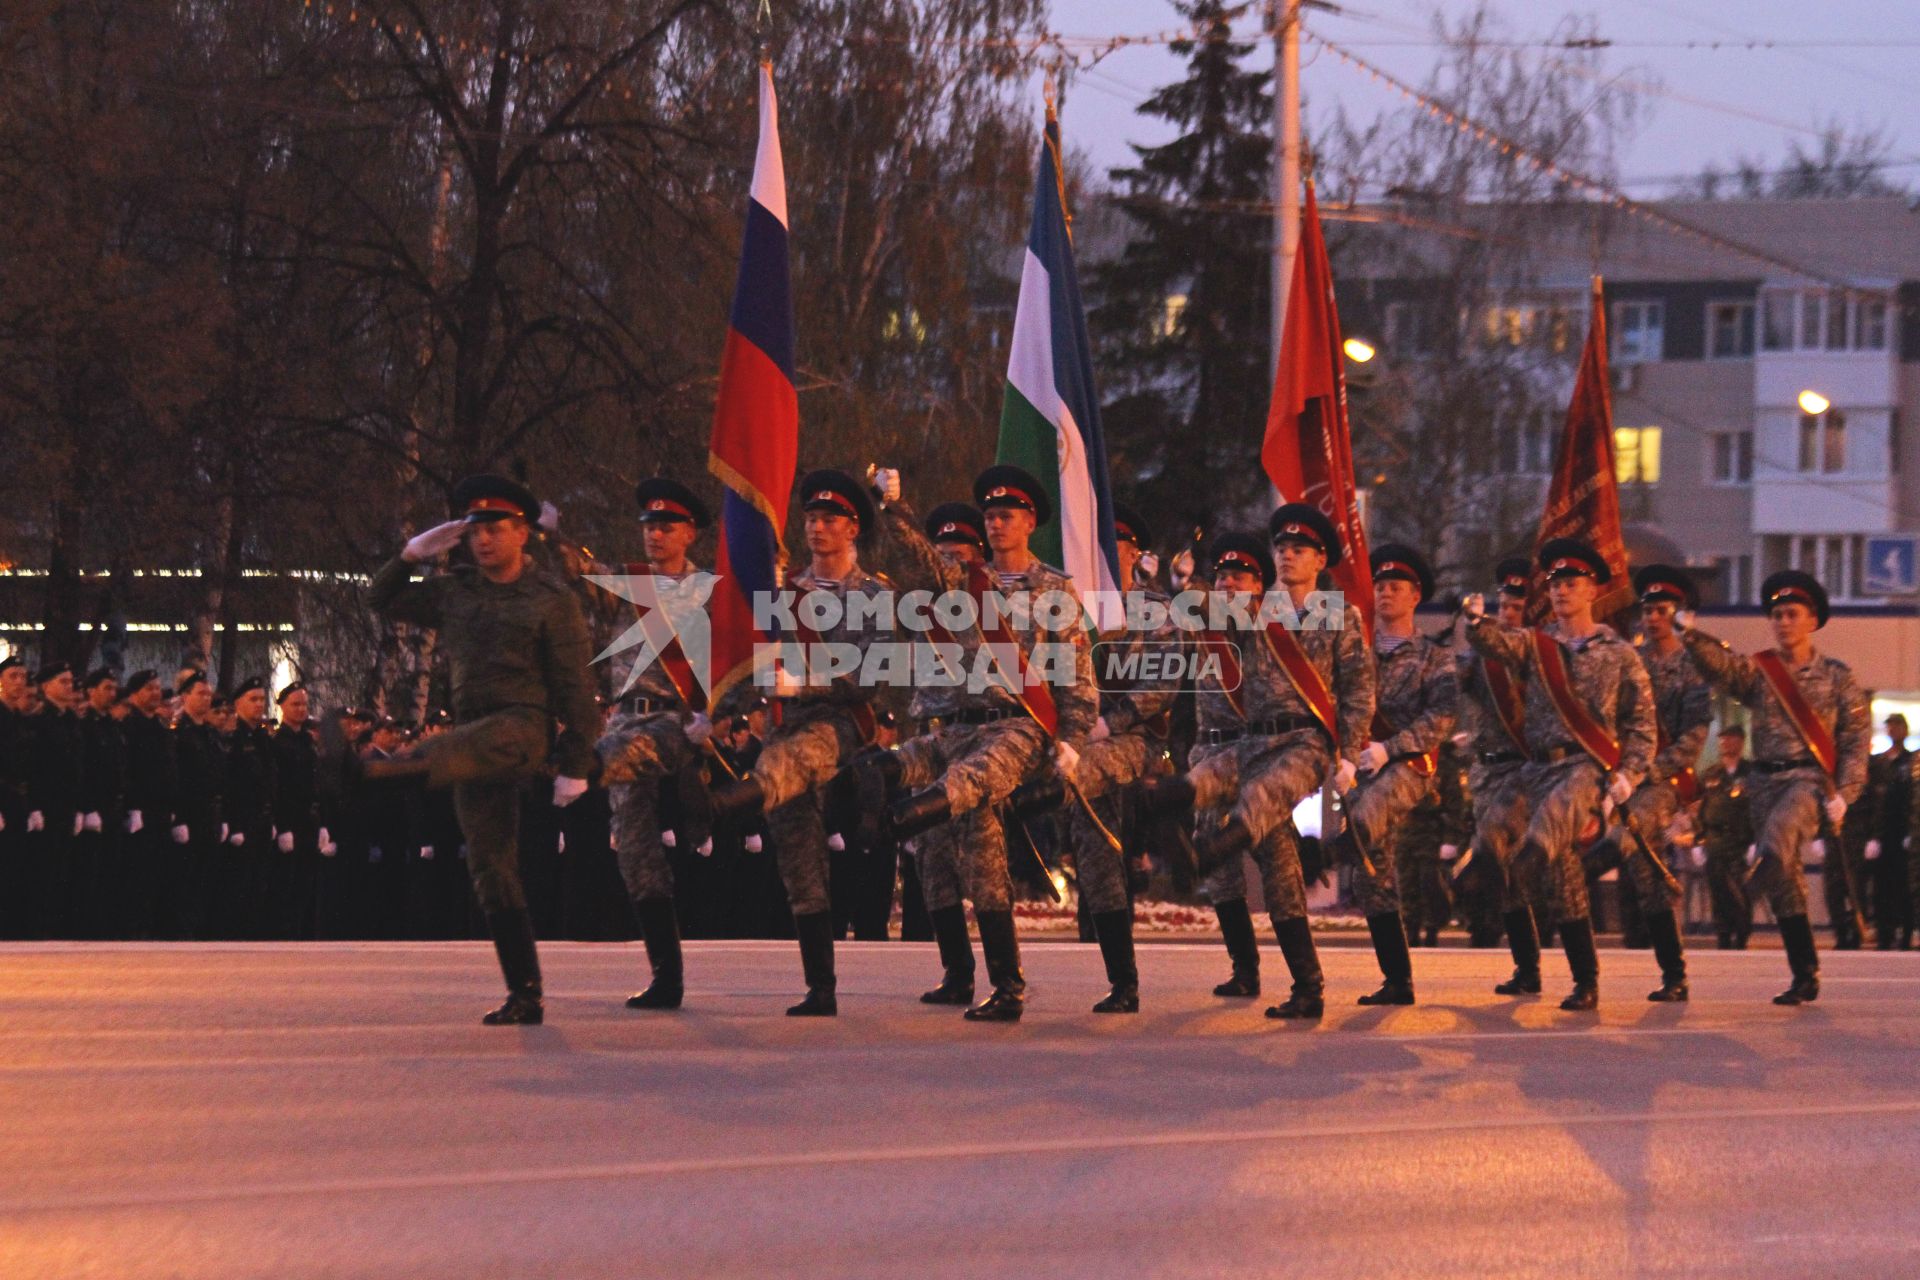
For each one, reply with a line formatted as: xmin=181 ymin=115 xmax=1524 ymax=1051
xmin=1159 ymin=294 xmax=1187 ymax=339
xmin=1615 ymin=426 xmax=1662 ymax=485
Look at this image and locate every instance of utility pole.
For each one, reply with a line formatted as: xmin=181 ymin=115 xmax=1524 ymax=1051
xmin=1271 ymin=0 xmax=1301 ymax=376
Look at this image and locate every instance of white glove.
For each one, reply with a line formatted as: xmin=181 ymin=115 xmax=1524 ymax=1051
xmin=277 ymin=829 xmax=295 ymax=853
xmin=1054 ymin=740 xmax=1080 ymax=782
xmin=1089 ymin=716 xmax=1111 ymax=744
xmin=749 ymin=833 xmax=768 ymax=853
xmin=697 ymin=837 xmax=714 ymax=857
xmin=0 ymin=812 xmax=5 ymax=831
xmin=662 ymin=829 xmax=677 ymax=848
xmin=1808 ymin=838 xmax=1826 ymax=864
xmin=1675 ymin=608 xmax=1697 ymax=632
xmin=552 ymin=775 xmax=588 ymax=808
xmin=1866 ymin=839 xmax=1882 ymax=862
xmin=401 ymin=519 xmax=468 ymax=563
xmin=1823 ymin=793 xmax=1847 ymax=826
xmin=171 ymin=824 xmax=189 ymax=845
xmin=1744 ymin=843 xmax=1757 ymax=867
xmin=1332 ymin=759 xmax=1358 ymax=793
xmin=419 ymin=845 xmax=434 ymax=861
xmin=1461 ymin=593 xmax=1486 ymax=621
xmin=1606 ymin=773 xmax=1635 ymax=808
xmin=229 ymin=832 xmax=245 ymax=847
xmin=319 ymin=842 xmax=337 ymax=858
xmin=72 ymin=813 xmax=84 ymax=837
xmin=83 ymin=811 xmax=102 ymax=833
xmin=556 ymin=833 xmax=566 ymax=854
xmin=684 ymin=712 xmax=714 ymax=747
xmin=26 ymin=810 xmax=43 ymax=833
xmin=1690 ymin=845 xmax=1707 ymax=868
xmin=125 ymin=809 xmax=145 ymax=835
xmin=1438 ymin=843 xmax=1459 ymax=862
xmin=318 ymin=827 xmax=331 ymax=850
xmin=219 ymin=823 xmax=229 ymax=842
xmin=1359 ymin=741 xmax=1390 ymax=775
xmin=870 ymin=466 xmax=901 ymax=505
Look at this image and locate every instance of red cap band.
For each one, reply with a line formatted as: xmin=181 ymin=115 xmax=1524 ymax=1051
xmin=983 ymin=485 xmax=1034 ymax=512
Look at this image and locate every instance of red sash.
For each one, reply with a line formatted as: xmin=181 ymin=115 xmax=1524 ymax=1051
xmin=918 ymin=563 xmax=1062 ymax=737
xmin=1199 ymin=631 xmax=1246 ymax=722
xmin=1260 ymin=622 xmax=1341 ymax=753
xmin=1752 ymin=650 xmax=1838 ymax=778
xmin=1481 ymin=656 xmax=1528 ymax=752
xmin=621 ymin=562 xmax=704 ymax=709
xmin=1530 ymin=628 xmax=1620 ymax=771
xmin=780 ymin=579 xmax=877 ymax=745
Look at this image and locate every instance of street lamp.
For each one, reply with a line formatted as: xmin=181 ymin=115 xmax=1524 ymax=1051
xmin=1797 ymin=389 xmax=1831 ymax=416
xmin=1343 ymin=337 xmax=1377 ymax=364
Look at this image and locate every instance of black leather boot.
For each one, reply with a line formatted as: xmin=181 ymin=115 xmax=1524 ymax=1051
xmin=787 ymin=911 xmax=837 ymax=1016
xmin=1357 ymin=912 xmax=1416 ymax=1006
xmin=1558 ymin=916 xmax=1600 ymax=1011
xmin=889 ymin=787 xmax=953 ymax=841
xmin=1195 ymin=813 xmax=1254 ymax=877
xmin=1090 ymin=909 xmax=1139 ymax=1013
xmin=482 ymin=908 xmax=544 ymax=1025
xmin=1646 ymin=909 xmax=1689 ymax=1003
xmin=709 ymin=775 xmax=766 ymax=823
xmin=920 ymin=904 xmax=975 ymax=1005
xmin=1773 ymin=913 xmax=1820 ymax=1005
xmin=966 ymin=908 xmax=1026 ymax=1022
xmin=1265 ymin=913 xmax=1324 ymax=1019
xmin=626 ymin=897 xmax=685 ymax=1009
xmin=1139 ymin=773 xmax=1196 ymax=815
xmin=1495 ymin=905 xmax=1543 ymax=995
xmin=1212 ymin=898 xmax=1261 ymax=997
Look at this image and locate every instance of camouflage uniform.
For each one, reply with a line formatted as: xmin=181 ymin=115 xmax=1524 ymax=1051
xmin=1456 ymin=649 xmax=1536 ymax=915
xmin=1682 ymin=629 xmax=1870 ymax=920
xmin=754 ymin=563 xmax=891 ymax=915
xmin=368 ymin=554 xmax=598 ymax=913
xmin=1465 ymin=618 xmax=1657 ymax=924
xmin=1070 ymin=590 xmax=1177 ymax=914
xmin=596 ymin=565 xmax=704 ymax=903
xmin=1695 ymin=760 xmax=1755 ymax=946
xmin=1614 ymin=639 xmax=1712 ymax=913
xmin=1343 ymin=630 xmax=1456 ymax=916
xmin=1396 ymin=742 xmax=1471 ymax=942
xmin=1189 ymin=601 xmax=1375 ymax=921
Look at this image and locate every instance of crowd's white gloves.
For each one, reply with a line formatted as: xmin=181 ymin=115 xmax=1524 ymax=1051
xmin=771 ymin=664 xmax=804 ymax=699
xmin=0 ymin=812 xmax=6 ymax=832
xmin=1744 ymin=843 xmax=1758 ymax=867
xmin=1675 ymin=608 xmax=1697 ymax=632
xmin=319 ymin=836 xmax=337 ymax=858
xmin=419 ymin=845 xmax=434 ymax=861
xmin=749 ymin=833 xmax=768 ymax=853
xmin=1461 ymin=593 xmax=1486 ymax=622
xmin=26 ymin=811 xmax=44 ymax=833
xmin=1866 ymin=839 xmax=1883 ymax=862
xmin=1089 ymin=716 xmax=1111 ymax=744
xmin=684 ymin=712 xmax=714 ymax=748
xmin=1823 ymin=793 xmax=1847 ymax=826
xmin=552 ymin=775 xmax=588 ymax=808
xmin=401 ymin=519 xmax=468 ymax=564
xmin=556 ymin=833 xmax=566 ymax=854
xmin=1808 ymin=838 xmax=1826 ymax=863
xmin=1332 ymin=759 xmax=1358 ymax=794
xmin=83 ymin=811 xmax=103 ymax=833
xmin=219 ymin=822 xmax=229 ymax=842
xmin=1054 ymin=741 xmax=1080 ymax=783
xmin=1438 ymin=843 xmax=1460 ymax=862
xmin=869 ymin=465 xmax=902 ymax=506
xmin=317 ymin=827 xmax=331 ymax=850
xmin=661 ymin=829 xmax=677 ymax=849
xmin=228 ymin=831 xmax=245 ymax=848
xmin=1689 ymin=845 xmax=1707 ymax=869
xmin=277 ymin=829 xmax=295 ymax=853
xmin=1606 ymin=773 xmax=1636 ymax=808
xmin=697 ymin=837 xmax=714 ymax=857
xmin=72 ymin=813 xmax=85 ymax=837
xmin=1359 ymin=741 xmax=1390 ymax=776
xmin=171 ymin=824 xmax=190 ymax=845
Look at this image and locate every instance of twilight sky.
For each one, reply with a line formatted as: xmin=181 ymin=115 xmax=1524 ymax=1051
xmin=1039 ymin=0 xmax=1920 ymax=196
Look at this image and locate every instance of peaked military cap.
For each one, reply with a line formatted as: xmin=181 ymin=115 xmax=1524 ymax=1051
xmin=973 ymin=464 xmax=1053 ymax=526
xmin=1761 ymin=569 xmax=1829 ymax=628
xmin=924 ymin=502 xmax=986 ymax=549
xmin=1268 ymin=503 xmax=1343 ymax=567
xmin=1538 ymin=538 xmax=1611 ymax=583
xmin=451 ymin=474 xmax=539 ymax=524
xmin=634 ymin=476 xmax=712 ymax=529
xmin=1370 ymin=543 xmax=1435 ymax=601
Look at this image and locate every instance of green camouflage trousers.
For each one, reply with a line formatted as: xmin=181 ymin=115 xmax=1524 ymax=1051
xmin=1468 ymin=760 xmax=1534 ymax=915
xmin=899 ymin=718 xmax=1048 ymax=913
xmin=1617 ymin=779 xmax=1685 ymax=914
xmin=423 ymin=706 xmax=549 ymax=913
xmin=1511 ymin=757 xmax=1602 ymax=924
xmin=1342 ymin=759 xmax=1433 ymax=916
xmin=1068 ymin=731 xmax=1154 ymax=915
xmin=757 ymin=709 xmax=868 ymax=916
xmin=1747 ymin=769 xmax=1824 ymax=920
xmin=1191 ymin=737 xmax=1320 ymax=923
xmin=598 ymin=710 xmax=695 ymax=902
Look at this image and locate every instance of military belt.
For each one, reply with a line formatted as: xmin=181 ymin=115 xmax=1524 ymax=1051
xmin=1478 ymin=750 xmax=1526 ymax=766
xmin=950 ymin=706 xmax=1019 ymax=725
xmin=1197 ymin=715 xmax=1321 ymax=746
xmin=1751 ymin=758 xmax=1819 ymax=773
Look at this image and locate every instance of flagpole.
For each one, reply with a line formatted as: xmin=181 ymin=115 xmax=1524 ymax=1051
xmin=1271 ymin=0 xmax=1301 ymax=380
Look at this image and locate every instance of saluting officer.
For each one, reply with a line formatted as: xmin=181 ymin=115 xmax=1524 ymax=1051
xmin=366 ymin=474 xmax=601 ymax=1025
xmin=594 ymin=476 xmax=718 ymax=1013
xmin=1327 ymin=542 xmax=1455 ymax=1006
xmin=1680 ymin=570 xmax=1870 ymax=1004
xmin=1463 ymin=539 xmax=1656 ymax=1011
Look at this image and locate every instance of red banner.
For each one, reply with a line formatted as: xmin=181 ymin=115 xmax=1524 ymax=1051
xmin=1528 ymin=278 xmax=1632 ymax=625
xmin=1263 ymin=181 xmax=1373 ymax=635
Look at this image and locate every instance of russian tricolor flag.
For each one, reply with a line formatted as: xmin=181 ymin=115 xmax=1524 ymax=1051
xmin=706 ymin=63 xmax=798 ymax=707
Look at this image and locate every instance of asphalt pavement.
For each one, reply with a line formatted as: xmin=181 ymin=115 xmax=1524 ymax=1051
xmin=2 ymin=937 xmax=1917 ymax=1279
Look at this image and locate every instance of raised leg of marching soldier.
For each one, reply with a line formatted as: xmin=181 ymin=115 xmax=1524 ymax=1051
xmin=600 ymin=711 xmax=695 ymax=1011
xmin=1746 ymin=772 xmax=1826 ymax=1004
xmin=1333 ymin=763 xmax=1425 ymax=1005
xmin=1509 ymin=757 xmax=1603 ymax=1011
xmin=1619 ymin=781 xmax=1689 ymax=1002
xmin=911 ymin=823 xmax=975 ymax=1006
xmin=1068 ymin=732 xmax=1151 ymax=1014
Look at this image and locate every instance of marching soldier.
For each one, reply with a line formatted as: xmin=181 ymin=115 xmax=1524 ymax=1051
xmin=1599 ymin=565 xmax=1713 ymax=1001
xmin=1145 ymin=508 xmax=1375 ymax=1020
xmin=871 ymin=464 xmax=1097 ymax=1022
xmin=1397 ymin=740 xmax=1470 ymax=948
xmin=594 ymin=476 xmax=717 ymax=1012
xmin=365 ymin=474 xmax=601 ymax=1024
xmin=1326 ymin=542 xmax=1455 ymax=1004
xmin=1463 ymin=539 xmax=1656 ymax=1011
xmin=706 ymin=469 xmax=891 ymax=1016
xmin=1694 ymin=724 xmax=1755 ymax=949
xmin=1680 ymin=570 xmax=1871 ymax=1004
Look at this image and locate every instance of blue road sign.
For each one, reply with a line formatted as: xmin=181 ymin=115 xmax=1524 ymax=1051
xmin=1864 ymin=535 xmax=1918 ymax=596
